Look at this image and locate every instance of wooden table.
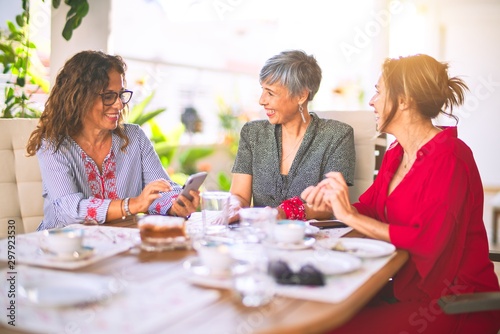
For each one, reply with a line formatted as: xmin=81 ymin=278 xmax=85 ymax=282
xmin=1 ymin=218 xmax=408 ymax=334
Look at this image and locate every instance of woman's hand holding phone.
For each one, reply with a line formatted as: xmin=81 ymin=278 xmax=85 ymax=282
xmin=178 ymin=172 xmax=208 ymax=205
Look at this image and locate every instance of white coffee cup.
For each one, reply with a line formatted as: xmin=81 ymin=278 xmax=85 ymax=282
xmin=273 ymin=220 xmax=306 ymax=244
xmin=42 ymin=227 xmax=84 ymax=255
xmin=197 ymin=240 xmax=233 ymax=273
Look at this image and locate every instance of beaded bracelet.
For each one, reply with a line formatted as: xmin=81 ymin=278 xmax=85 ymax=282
xmin=278 ymin=196 xmax=306 ymax=220
xmin=124 ymin=197 xmax=132 ymax=216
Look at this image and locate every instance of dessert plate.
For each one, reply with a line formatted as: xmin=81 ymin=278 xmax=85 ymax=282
xmin=328 ymin=238 xmax=396 ymax=258
xmin=308 ymin=251 xmax=361 ymax=275
xmin=263 ymin=237 xmax=315 ymax=250
xmin=19 ymin=273 xmax=116 ymax=307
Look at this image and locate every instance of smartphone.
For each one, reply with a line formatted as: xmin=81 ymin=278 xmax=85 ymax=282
xmin=179 ymin=172 xmax=208 ymax=201
xmin=308 ymin=219 xmax=347 ymax=229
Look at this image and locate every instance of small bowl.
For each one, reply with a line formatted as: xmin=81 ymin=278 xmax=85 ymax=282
xmin=273 ymin=220 xmax=306 ymax=244
xmin=42 ymin=227 xmax=84 ymax=255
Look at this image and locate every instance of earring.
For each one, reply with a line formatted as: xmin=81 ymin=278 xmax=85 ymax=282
xmin=299 ymin=104 xmax=306 ymax=123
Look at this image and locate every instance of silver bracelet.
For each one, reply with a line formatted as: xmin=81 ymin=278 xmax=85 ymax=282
xmin=124 ymin=197 xmax=132 ymax=216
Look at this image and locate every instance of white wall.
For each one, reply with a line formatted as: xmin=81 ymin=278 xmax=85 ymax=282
xmin=439 ymin=0 xmax=500 ymax=189
xmin=0 ymin=1 xmax=21 ymax=28
xmin=109 ymin=0 xmax=387 ymax=146
xmin=50 ymin=0 xmax=112 ymax=85
xmin=387 ymin=0 xmax=500 ymax=188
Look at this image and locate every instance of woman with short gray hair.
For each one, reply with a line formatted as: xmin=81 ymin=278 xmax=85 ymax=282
xmin=230 ymin=50 xmax=355 ymax=221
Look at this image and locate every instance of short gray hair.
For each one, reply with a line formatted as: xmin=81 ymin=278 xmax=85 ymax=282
xmin=259 ymin=50 xmax=322 ymax=101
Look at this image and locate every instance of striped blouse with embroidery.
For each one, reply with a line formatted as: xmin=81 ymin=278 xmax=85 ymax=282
xmin=36 ymin=124 xmax=181 ymax=230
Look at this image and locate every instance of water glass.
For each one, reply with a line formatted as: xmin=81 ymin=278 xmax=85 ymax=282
xmin=201 ymin=191 xmax=231 ymax=235
xmin=238 ymin=207 xmax=278 ymax=241
xmin=230 ymin=243 xmax=275 ymax=307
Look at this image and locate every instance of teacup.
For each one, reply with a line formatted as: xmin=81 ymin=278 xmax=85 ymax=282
xmin=273 ymin=220 xmax=306 ymax=244
xmin=42 ymin=227 xmax=84 ymax=255
xmin=197 ymin=240 xmax=233 ymax=274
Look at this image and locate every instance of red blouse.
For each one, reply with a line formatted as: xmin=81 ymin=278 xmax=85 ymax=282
xmin=353 ymin=127 xmax=499 ymax=302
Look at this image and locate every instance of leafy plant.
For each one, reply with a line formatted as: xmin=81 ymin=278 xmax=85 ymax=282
xmin=216 ymin=96 xmax=242 ymax=157
xmin=49 ymin=0 xmax=90 ymax=41
xmin=127 ymin=91 xmax=215 ymax=181
xmin=0 ymin=0 xmax=90 ymax=118
xmin=0 ymin=3 xmax=48 ymax=118
xmin=127 ymin=92 xmax=166 ymax=126
xmin=178 ymin=147 xmax=215 ymax=176
xmin=217 ymin=171 xmax=232 ymax=191
xmin=152 ymin=122 xmax=184 ymax=167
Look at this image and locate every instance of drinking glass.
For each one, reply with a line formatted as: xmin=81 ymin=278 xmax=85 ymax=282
xmin=201 ymin=191 xmax=231 ymax=235
xmin=238 ymin=207 xmax=278 ymax=241
xmin=230 ymin=243 xmax=275 ymax=307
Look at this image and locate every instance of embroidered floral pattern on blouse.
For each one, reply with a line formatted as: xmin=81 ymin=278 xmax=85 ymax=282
xmin=81 ymin=151 xmax=119 ymax=219
xmin=152 ymin=195 xmax=174 ymax=215
xmin=102 ymin=151 xmax=118 ymax=199
xmin=86 ymin=197 xmax=103 ymax=220
xmin=83 ymin=152 xmax=101 ymax=198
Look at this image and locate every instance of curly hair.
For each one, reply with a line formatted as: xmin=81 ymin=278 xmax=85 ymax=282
xmin=378 ymin=54 xmax=468 ymax=132
xmin=27 ymin=50 xmax=130 ymax=156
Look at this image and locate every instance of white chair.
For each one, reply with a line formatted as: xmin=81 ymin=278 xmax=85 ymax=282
xmin=492 ymin=192 xmax=500 ymax=244
xmin=318 ymin=111 xmax=384 ymax=203
xmin=0 ymin=118 xmax=43 ymax=238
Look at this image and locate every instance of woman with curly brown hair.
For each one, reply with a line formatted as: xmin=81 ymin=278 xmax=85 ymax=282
xmin=27 ymin=50 xmax=199 ymax=230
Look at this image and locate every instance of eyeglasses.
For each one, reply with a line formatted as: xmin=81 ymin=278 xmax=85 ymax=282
xmin=99 ymin=90 xmax=133 ymax=106
xmin=268 ymin=260 xmax=325 ymax=286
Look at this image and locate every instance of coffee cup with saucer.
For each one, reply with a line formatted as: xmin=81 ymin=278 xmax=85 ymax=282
xmin=196 ymin=239 xmax=233 ymax=276
xmin=41 ymin=227 xmax=93 ymax=261
xmin=273 ymin=220 xmax=306 ymax=244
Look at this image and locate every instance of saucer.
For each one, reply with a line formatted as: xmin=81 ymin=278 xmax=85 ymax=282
xmin=41 ymin=246 xmax=95 ymax=262
xmin=263 ymin=237 xmax=316 ymax=250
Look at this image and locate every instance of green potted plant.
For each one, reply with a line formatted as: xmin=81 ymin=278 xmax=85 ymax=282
xmin=0 ymin=3 xmax=48 ymax=118
xmin=0 ymin=0 xmax=90 ymax=118
xmin=126 ymin=91 xmax=215 ymax=186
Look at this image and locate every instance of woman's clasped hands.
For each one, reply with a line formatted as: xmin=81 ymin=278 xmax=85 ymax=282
xmin=301 ymin=172 xmax=355 ymax=222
